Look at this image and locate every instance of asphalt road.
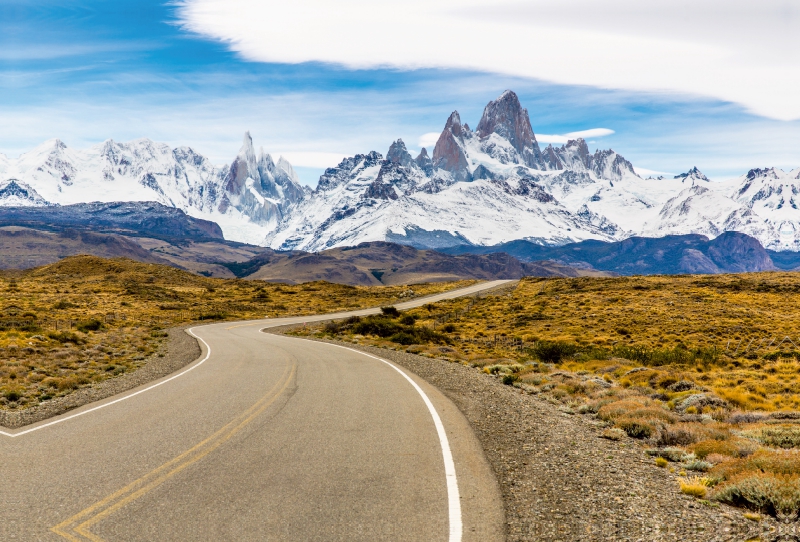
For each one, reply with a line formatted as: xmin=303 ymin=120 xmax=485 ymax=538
xmin=0 ymin=281 xmax=509 ymax=541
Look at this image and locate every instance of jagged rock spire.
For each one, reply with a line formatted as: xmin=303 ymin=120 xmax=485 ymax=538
xmin=432 ymin=112 xmax=471 ymax=182
xmin=475 ymin=90 xmax=545 ymax=169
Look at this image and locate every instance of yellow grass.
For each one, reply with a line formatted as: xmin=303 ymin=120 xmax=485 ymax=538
xmin=291 ymin=271 xmax=800 ymax=517
xmin=0 ymin=255 xmax=473 ymax=410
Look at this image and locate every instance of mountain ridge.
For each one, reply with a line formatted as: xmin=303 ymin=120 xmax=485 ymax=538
xmin=2 ymin=90 xmax=800 ymax=252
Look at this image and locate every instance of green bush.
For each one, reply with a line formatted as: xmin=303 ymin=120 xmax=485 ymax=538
xmin=712 ymin=474 xmax=800 ymax=518
xmin=46 ymin=331 xmax=83 ymax=344
xmin=502 ymin=374 xmax=519 ymax=385
xmin=399 ymin=314 xmax=417 ymax=325
xmin=617 ymin=419 xmax=654 ymax=439
xmin=389 ymin=332 xmax=418 ymax=345
xmin=529 ymin=340 xmax=578 ymax=363
xmin=198 ymin=312 xmax=226 ymax=320
xmin=76 ymin=319 xmax=103 ymax=332
xmin=380 ymin=306 xmax=400 ymax=317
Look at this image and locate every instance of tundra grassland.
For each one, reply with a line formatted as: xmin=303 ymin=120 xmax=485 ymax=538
xmin=0 ymin=255 xmax=473 ymax=411
xmin=294 ymin=273 xmax=800 ymax=521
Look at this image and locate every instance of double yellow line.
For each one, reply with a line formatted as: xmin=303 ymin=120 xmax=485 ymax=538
xmin=52 ymin=362 xmax=297 ymax=541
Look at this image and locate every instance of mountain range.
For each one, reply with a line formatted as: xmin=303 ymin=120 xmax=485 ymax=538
xmin=0 ymin=202 xmax=789 ymax=282
xmin=2 ymin=90 xmax=799 ymax=254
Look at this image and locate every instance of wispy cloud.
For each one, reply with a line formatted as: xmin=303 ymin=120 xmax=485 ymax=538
xmin=417 ymin=132 xmax=440 ymax=150
xmin=176 ymin=0 xmax=800 ymax=120
xmin=537 ymin=128 xmax=615 ymax=145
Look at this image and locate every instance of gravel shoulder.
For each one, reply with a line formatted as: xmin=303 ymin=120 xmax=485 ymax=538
xmin=268 ymin=327 xmax=775 ymax=541
xmin=0 ymin=326 xmax=200 ymax=429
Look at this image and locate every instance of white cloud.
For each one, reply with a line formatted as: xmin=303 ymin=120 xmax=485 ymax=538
xmin=537 ymin=128 xmax=614 ymax=144
xmin=418 ymin=132 xmax=440 ymax=149
xmin=176 ymin=0 xmax=800 ymax=121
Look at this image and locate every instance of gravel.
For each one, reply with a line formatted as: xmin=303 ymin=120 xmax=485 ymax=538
xmin=278 ymin=332 xmax=780 ymax=541
xmin=0 ymin=326 xmax=200 ymax=429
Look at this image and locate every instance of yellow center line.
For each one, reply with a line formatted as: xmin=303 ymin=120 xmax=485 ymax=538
xmin=51 ymin=362 xmax=297 ymax=541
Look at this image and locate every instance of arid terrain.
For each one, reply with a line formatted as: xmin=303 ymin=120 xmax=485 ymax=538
xmin=0 ymin=255 xmax=471 ymax=411
xmin=291 ymin=274 xmax=800 ymax=527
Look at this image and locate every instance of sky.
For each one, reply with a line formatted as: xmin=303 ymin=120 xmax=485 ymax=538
xmin=1 ymin=0 xmax=798 ymax=186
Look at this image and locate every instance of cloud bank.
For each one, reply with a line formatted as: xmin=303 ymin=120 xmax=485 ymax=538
xmin=176 ymin=0 xmax=800 ymax=121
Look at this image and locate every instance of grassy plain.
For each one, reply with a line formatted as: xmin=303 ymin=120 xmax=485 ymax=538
xmin=295 ymin=273 xmax=800 ymax=519
xmin=0 ymin=255 xmax=473 ymax=410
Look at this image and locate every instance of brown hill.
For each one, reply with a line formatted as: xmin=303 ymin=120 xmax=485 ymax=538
xmin=243 ymin=242 xmax=611 ymax=285
xmin=0 ymin=228 xmax=606 ymax=285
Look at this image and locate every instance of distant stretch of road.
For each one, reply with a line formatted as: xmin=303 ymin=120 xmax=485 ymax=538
xmin=0 ymin=280 xmax=509 ymax=541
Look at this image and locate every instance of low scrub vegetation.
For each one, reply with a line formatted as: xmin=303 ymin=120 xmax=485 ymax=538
xmin=292 ymin=272 xmax=800 ymax=519
xmin=0 ymin=255 xmax=471 ymax=410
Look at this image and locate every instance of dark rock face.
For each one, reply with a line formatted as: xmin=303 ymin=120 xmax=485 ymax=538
xmin=475 ymin=90 xmax=545 ymax=169
xmin=0 ymin=180 xmax=50 ymax=206
xmin=432 ymin=112 xmax=472 ymax=182
xmin=317 ymin=152 xmax=384 ymax=192
xmin=386 ymin=139 xmax=414 ymax=168
xmin=0 ymin=201 xmax=224 ymax=241
xmin=414 ymin=147 xmax=433 ymax=175
xmin=675 ymin=167 xmax=710 ymax=182
xmin=362 ymin=179 xmax=398 ymax=201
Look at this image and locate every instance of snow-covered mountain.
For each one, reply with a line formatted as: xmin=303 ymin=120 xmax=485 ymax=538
xmin=3 ymin=90 xmax=800 ymax=252
xmin=266 ymin=90 xmax=800 ymax=252
xmin=0 ymin=133 xmax=306 ymax=245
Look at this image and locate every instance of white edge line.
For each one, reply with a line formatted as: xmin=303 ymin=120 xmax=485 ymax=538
xmin=278 ymin=335 xmax=463 ymax=542
xmin=0 ymin=328 xmax=212 ymax=438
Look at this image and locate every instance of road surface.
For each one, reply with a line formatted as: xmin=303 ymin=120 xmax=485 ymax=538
xmin=0 ymin=280 xmax=510 ymax=541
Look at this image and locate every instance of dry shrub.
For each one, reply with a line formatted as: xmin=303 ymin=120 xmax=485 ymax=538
xmin=713 ymin=450 xmax=800 ymax=479
xmin=690 ymin=438 xmax=756 ymax=460
xmin=601 ymin=427 xmax=626 ymax=440
xmin=658 ymin=422 xmax=730 ymax=447
xmin=706 ymin=453 xmax=734 ymax=465
xmin=616 ymin=417 xmax=655 ymax=439
xmin=56 ymin=377 xmax=79 ymax=391
xmin=597 ymin=399 xmax=677 ymax=424
xmin=711 ymin=473 xmax=800 ymax=518
xmin=716 ymin=388 xmax=769 ymax=410
xmin=740 ymin=424 xmax=800 ymax=449
xmin=624 ymin=369 xmax=660 ymax=385
xmin=679 ymin=476 xmax=711 ymax=498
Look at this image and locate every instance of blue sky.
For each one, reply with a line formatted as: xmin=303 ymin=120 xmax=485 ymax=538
xmin=1 ymin=0 xmax=798 ymax=185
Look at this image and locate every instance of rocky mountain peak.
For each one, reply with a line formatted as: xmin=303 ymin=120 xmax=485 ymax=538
xmin=475 ymin=90 xmax=545 ymax=169
xmin=675 ymin=167 xmax=710 ymax=182
xmin=415 ymin=147 xmax=433 ymax=174
xmin=239 ymin=131 xmax=257 ymax=163
xmin=0 ymin=179 xmax=50 ymax=207
xmin=476 ymin=91 xmax=534 ymax=147
xmin=432 ymin=111 xmax=471 ymax=182
xmin=443 ymin=111 xmax=465 ymax=138
xmin=386 ymin=139 xmax=414 ymax=168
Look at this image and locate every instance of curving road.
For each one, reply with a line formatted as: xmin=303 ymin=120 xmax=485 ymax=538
xmin=0 ymin=281 xmax=509 ymax=541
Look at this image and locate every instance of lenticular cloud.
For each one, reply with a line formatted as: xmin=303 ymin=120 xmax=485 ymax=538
xmin=175 ymin=0 xmax=800 ymax=121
